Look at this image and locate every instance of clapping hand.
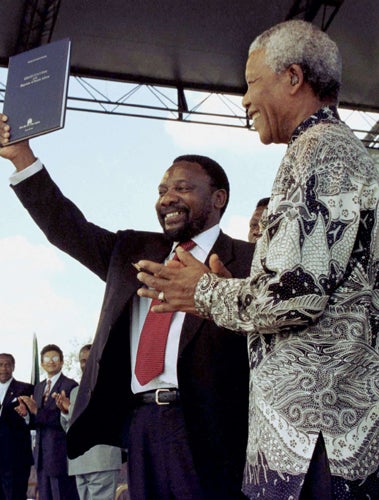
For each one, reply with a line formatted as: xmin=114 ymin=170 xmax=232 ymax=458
xmin=137 ymin=248 xmax=231 ymax=315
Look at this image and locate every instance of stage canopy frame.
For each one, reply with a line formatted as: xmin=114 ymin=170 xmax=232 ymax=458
xmin=0 ymin=0 xmax=378 ymax=150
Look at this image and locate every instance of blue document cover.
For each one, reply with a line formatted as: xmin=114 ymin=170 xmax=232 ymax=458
xmin=3 ymin=38 xmax=71 ymax=144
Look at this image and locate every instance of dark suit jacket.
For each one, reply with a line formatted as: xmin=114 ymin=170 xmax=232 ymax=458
xmin=0 ymin=379 xmax=34 ymax=472
xmin=33 ymin=374 xmax=78 ymax=476
xmin=13 ymin=167 xmax=254 ymax=497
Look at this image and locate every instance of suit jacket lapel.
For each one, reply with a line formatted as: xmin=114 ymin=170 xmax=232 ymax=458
xmin=3 ymin=379 xmax=16 ymax=407
xmin=105 ymin=233 xmax=172 ymax=325
xmin=179 ymin=231 xmax=233 ymax=354
xmin=51 ymin=374 xmax=63 ymax=394
xmin=35 ymin=381 xmax=45 ymax=407
xmin=43 ymin=374 xmax=63 ymax=408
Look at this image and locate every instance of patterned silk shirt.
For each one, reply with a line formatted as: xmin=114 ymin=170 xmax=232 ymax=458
xmin=195 ymin=106 xmax=379 ymax=499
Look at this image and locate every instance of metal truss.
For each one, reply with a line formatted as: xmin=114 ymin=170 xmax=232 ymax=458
xmin=286 ymin=0 xmax=344 ymax=30
xmin=66 ymin=76 xmax=250 ymax=129
xmin=15 ymin=0 xmax=61 ymax=53
xmin=1 ymin=0 xmax=376 ymax=153
xmin=1 ymin=73 xmax=378 ymax=153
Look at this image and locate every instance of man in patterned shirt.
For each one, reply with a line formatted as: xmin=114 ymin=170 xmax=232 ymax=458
xmin=136 ymin=20 xmax=379 ymax=499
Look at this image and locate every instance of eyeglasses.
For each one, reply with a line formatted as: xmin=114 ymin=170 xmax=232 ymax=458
xmin=42 ymin=355 xmax=60 ymax=363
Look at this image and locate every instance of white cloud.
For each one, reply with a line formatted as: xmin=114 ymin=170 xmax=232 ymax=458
xmin=164 ymin=118 xmax=268 ymax=153
xmin=221 ymin=215 xmax=250 ymax=241
xmin=0 ymin=236 xmax=68 ymax=330
xmin=0 ymin=236 xmax=98 ymax=382
xmin=1 ymin=235 xmax=63 ymax=275
xmin=162 ymin=91 xmax=269 ymax=152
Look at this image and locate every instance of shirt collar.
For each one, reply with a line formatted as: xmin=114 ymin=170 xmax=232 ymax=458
xmin=0 ymin=378 xmax=13 ymax=402
xmin=289 ymin=105 xmax=340 ymax=147
xmin=46 ymin=371 xmax=62 ymax=387
xmin=0 ymin=378 xmax=13 ymax=390
xmin=172 ymin=224 xmax=220 ymax=257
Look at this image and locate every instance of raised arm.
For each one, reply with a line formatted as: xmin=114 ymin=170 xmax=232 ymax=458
xmin=0 ymin=114 xmax=37 ymax=170
xmin=0 ymin=112 xmax=116 ymax=281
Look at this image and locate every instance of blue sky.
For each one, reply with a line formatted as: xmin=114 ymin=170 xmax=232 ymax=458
xmin=0 ymin=68 xmax=287 ymax=381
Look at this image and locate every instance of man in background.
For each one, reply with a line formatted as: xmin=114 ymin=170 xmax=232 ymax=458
xmin=20 ymin=344 xmax=79 ymax=500
xmin=0 ymin=353 xmax=34 ymax=500
xmin=55 ymin=344 xmax=122 ymax=500
xmin=248 ymin=197 xmax=270 ymax=243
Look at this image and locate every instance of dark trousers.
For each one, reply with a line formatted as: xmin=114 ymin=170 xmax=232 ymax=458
xmin=127 ymin=402 xmax=207 ymax=500
xmin=36 ymin=470 xmax=79 ymax=500
xmin=299 ymin=432 xmax=332 ymax=500
xmin=0 ymin=464 xmax=30 ymax=500
xmin=299 ymin=431 xmax=379 ymax=499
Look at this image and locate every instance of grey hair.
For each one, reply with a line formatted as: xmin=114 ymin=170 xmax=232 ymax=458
xmin=249 ymin=20 xmax=342 ymax=101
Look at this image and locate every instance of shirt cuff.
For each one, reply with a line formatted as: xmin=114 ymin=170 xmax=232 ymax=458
xmin=194 ymin=272 xmax=219 ymax=319
xmin=61 ymin=411 xmax=70 ymax=420
xmin=9 ymin=158 xmax=43 ymax=185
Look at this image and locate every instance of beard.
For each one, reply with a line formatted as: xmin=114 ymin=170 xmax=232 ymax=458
xmin=158 ymin=205 xmax=213 ymax=242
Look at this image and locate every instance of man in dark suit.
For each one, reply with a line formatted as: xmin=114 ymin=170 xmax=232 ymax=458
xmin=0 ymin=353 xmax=34 ymax=500
xmin=20 ymin=344 xmax=79 ymax=500
xmin=0 ymin=127 xmax=253 ymax=499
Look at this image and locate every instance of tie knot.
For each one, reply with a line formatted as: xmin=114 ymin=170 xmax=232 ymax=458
xmin=43 ymin=379 xmax=52 ymax=405
xmin=172 ymin=240 xmax=196 ymax=261
xmin=178 ymin=240 xmax=196 ymax=252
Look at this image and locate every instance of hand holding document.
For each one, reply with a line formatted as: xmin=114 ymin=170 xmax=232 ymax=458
xmin=2 ymin=38 xmax=71 ymax=145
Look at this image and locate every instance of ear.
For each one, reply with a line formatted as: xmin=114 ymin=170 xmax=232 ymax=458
xmin=212 ymin=189 xmax=228 ymax=211
xmin=287 ymin=64 xmax=304 ymax=94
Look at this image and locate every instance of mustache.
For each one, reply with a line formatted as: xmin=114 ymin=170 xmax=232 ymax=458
xmin=158 ymin=206 xmax=189 ymax=217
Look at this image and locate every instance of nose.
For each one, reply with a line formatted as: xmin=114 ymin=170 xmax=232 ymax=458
xmin=159 ymin=189 xmax=180 ymax=206
xmin=242 ymin=91 xmax=250 ymax=110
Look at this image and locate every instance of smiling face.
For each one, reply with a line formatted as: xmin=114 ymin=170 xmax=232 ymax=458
xmin=242 ymin=49 xmax=293 ymax=145
xmin=155 ymin=161 xmax=226 ymax=241
xmin=41 ymin=350 xmax=63 ymax=377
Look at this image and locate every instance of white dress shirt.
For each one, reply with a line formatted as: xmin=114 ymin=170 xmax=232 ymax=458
xmin=130 ymin=225 xmax=220 ymax=393
xmin=0 ymin=377 xmax=13 ymax=415
xmin=44 ymin=371 xmax=62 ymax=395
xmin=9 ymin=158 xmax=43 ymax=185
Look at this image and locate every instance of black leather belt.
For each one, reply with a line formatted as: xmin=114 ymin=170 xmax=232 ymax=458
xmin=134 ymin=388 xmax=180 ymax=405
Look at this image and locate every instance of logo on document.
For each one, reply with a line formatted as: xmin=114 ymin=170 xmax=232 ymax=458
xmin=19 ymin=117 xmax=41 ymax=131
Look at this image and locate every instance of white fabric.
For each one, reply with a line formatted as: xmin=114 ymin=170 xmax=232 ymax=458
xmin=9 ymin=158 xmax=43 ymax=185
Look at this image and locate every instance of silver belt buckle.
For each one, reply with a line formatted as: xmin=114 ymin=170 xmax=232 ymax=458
xmin=155 ymin=388 xmax=170 ymax=405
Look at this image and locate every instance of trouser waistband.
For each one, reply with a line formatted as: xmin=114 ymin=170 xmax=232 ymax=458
xmin=134 ymin=388 xmax=180 ymax=405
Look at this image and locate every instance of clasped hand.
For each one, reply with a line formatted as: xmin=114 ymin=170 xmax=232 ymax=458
xmin=136 ymin=247 xmax=231 ymax=316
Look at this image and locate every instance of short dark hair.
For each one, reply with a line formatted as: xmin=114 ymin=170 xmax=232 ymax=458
xmin=256 ymin=197 xmax=270 ymax=208
xmin=173 ymin=154 xmax=230 ymax=216
xmin=79 ymin=344 xmax=92 ymax=355
xmin=0 ymin=353 xmax=15 ymax=366
xmin=40 ymin=344 xmax=63 ymax=362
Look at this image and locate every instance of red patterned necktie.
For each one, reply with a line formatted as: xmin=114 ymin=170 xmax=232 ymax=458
xmin=135 ymin=240 xmax=196 ymax=385
xmin=43 ymin=379 xmax=51 ymax=406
